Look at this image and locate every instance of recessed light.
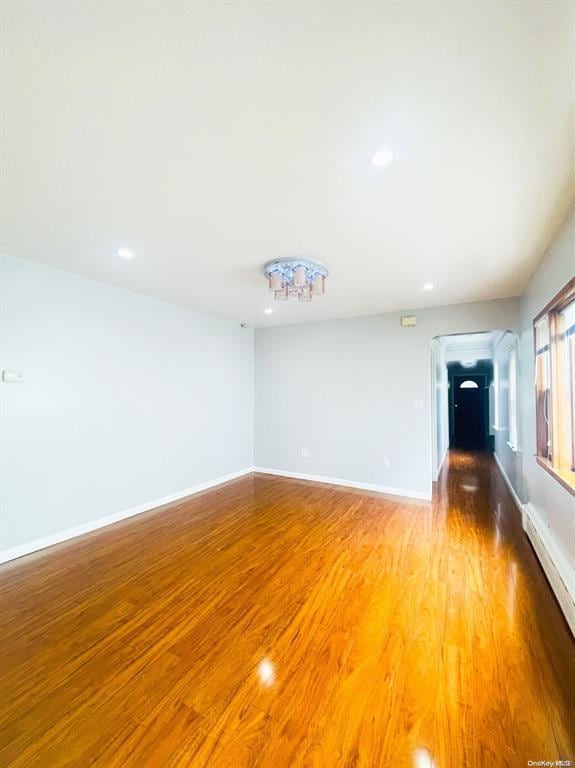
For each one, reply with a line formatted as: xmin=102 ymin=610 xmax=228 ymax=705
xmin=423 ymin=282 xmax=434 ymax=291
xmin=117 ymin=248 xmax=133 ymax=259
xmin=370 ymin=148 xmax=394 ymax=168
xmin=264 ymin=307 xmax=273 ymax=315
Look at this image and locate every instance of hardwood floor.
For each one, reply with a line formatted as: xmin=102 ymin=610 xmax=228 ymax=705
xmin=0 ymin=451 xmax=574 ymax=767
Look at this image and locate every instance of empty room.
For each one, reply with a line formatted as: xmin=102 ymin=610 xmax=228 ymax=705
xmin=1 ymin=1 xmax=574 ymax=766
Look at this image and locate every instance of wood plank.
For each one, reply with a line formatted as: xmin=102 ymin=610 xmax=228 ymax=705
xmin=0 ymin=452 xmax=573 ymax=766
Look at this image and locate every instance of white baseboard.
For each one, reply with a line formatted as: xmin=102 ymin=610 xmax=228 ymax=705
xmin=523 ymin=503 xmax=575 ymax=637
xmin=493 ymin=451 xmax=523 ymax=512
xmin=253 ymin=467 xmax=432 ymax=501
xmin=0 ymin=467 xmax=255 ymax=564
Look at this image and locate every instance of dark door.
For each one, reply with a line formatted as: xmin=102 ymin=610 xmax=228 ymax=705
xmin=453 ymin=374 xmax=486 ymax=448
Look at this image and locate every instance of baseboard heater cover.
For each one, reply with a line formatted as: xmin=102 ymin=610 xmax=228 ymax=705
xmin=523 ymin=503 xmax=575 ymax=638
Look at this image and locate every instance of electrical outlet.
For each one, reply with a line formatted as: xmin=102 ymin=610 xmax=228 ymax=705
xmin=300 ymin=448 xmax=310 ymax=459
xmin=414 ymin=399 xmax=424 ymax=410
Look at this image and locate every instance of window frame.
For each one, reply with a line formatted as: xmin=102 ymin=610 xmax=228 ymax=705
xmin=533 ymin=277 xmax=575 ymax=495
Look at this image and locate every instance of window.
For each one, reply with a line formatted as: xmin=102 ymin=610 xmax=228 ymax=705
xmin=533 ymin=278 xmax=575 ymax=494
xmin=508 ymin=346 xmax=518 ymax=450
xmin=559 ymin=298 xmax=575 ymax=471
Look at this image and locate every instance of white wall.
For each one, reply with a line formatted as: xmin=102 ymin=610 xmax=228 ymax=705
xmin=431 ymin=338 xmax=449 ymax=480
xmin=255 ymin=298 xmax=519 ymax=498
xmin=0 ymin=255 xmax=254 ymax=554
xmin=517 ymin=209 xmax=575 ymax=573
xmin=493 ymin=331 xmax=523 ymax=498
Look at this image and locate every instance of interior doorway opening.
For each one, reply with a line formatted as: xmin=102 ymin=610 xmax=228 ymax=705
xmin=430 ymin=330 xmax=504 ymax=481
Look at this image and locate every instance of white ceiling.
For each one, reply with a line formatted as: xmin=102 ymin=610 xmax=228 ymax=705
xmin=439 ymin=331 xmax=502 ymax=363
xmin=1 ymin=1 xmax=573 ymax=327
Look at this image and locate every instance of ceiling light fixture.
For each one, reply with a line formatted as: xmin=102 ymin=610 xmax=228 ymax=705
xmin=264 ymin=259 xmax=328 ymax=302
xmin=264 ymin=307 xmax=273 ymax=315
xmin=370 ymin=148 xmax=394 ymax=168
xmin=117 ymin=248 xmax=133 ymax=260
xmin=423 ymin=282 xmax=434 ymax=291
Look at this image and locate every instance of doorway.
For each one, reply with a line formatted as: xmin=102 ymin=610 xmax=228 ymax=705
xmin=447 ymin=361 xmax=492 ymax=450
xmin=452 ymin=373 xmax=487 ymax=448
xmin=430 ymin=331 xmax=501 ymax=480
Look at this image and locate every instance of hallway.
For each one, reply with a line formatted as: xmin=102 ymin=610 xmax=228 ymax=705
xmin=0 ymin=453 xmax=573 ymax=767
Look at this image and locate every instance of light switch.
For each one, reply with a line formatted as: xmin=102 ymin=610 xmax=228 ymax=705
xmin=2 ymin=370 xmax=24 ymax=383
xmin=300 ymin=448 xmax=310 ymax=459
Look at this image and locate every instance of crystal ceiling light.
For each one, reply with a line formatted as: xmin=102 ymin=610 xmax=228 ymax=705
xmin=264 ymin=259 xmax=329 ymax=302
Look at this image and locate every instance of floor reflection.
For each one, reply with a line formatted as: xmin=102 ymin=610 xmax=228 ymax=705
xmin=413 ymin=747 xmax=437 ymax=768
xmin=258 ymin=658 xmax=276 ymax=687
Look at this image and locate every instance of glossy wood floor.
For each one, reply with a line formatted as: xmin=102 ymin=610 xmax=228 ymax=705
xmin=1 ymin=452 xmax=574 ymax=767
